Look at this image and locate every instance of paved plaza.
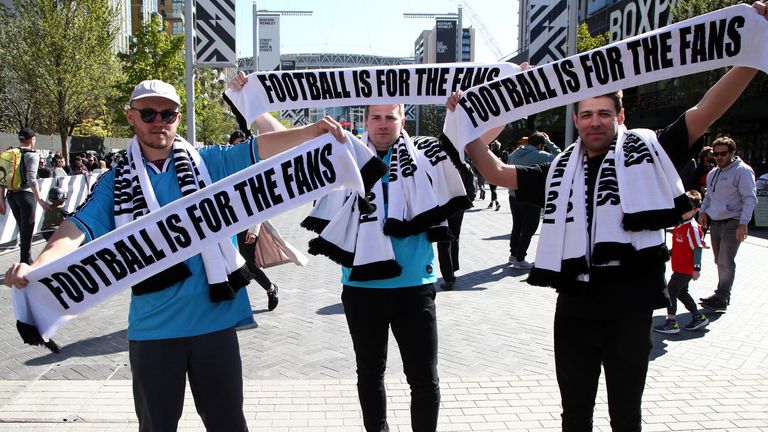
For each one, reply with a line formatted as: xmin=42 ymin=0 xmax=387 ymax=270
xmin=0 ymin=193 xmax=766 ymax=431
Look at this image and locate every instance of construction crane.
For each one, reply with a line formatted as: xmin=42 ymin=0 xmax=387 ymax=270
xmin=451 ymin=0 xmax=505 ymax=61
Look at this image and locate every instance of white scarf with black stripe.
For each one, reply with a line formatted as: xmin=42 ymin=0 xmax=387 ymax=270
xmin=114 ymin=135 xmax=249 ymax=301
xmin=302 ymin=131 xmax=469 ymax=281
xmin=529 ymin=127 xmax=687 ymax=288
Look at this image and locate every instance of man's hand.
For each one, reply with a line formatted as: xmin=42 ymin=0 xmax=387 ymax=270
xmin=228 ymin=71 xmax=248 ymax=91
xmin=308 ymin=115 xmax=345 ymax=143
xmin=447 ymin=90 xmax=462 ymax=112
xmin=736 ymin=224 xmax=748 ymax=242
xmin=4 ymin=262 xmax=33 ymax=288
xmin=699 ymin=212 xmax=709 ymax=229
xmin=692 ymin=270 xmax=700 ymax=281
xmin=754 ymin=1 xmax=768 ymax=19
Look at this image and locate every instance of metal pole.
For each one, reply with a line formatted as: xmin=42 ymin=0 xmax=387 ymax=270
xmin=456 ymin=5 xmax=462 ymax=62
xmin=184 ymin=0 xmax=196 ymax=145
xmin=253 ymin=2 xmax=259 ymax=71
xmin=564 ymin=0 xmax=578 ymax=146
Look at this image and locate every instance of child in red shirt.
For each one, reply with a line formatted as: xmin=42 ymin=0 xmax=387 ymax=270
xmin=655 ymin=190 xmax=709 ymax=334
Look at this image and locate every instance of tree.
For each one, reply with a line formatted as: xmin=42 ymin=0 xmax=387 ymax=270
xmin=195 ymin=69 xmax=236 ymax=145
xmin=671 ymin=0 xmax=741 ymax=20
xmin=0 ymin=0 xmax=119 ymax=161
xmin=577 ymin=23 xmax=609 ymax=53
xmin=113 ymin=14 xmax=185 ymax=137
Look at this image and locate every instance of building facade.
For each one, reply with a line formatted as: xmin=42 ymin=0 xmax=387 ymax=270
xmin=510 ymin=0 xmax=767 ymax=171
xmin=413 ymin=20 xmax=475 ymax=64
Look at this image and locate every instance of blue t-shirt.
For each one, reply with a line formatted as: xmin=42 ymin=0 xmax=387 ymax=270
xmin=341 ymin=148 xmax=437 ymax=288
xmin=68 ymin=138 xmax=260 ymax=340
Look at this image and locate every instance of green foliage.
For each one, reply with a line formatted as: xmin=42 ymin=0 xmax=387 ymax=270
xmin=194 ymin=69 xmax=236 ymax=145
xmin=0 ymin=0 xmax=119 ymax=158
xmin=577 ymin=23 xmax=609 ymax=53
xmin=414 ymin=105 xmax=447 ymax=138
xmin=671 ymin=0 xmax=741 ymax=22
xmin=72 ymin=118 xmax=111 ymax=138
xmin=112 ymin=14 xmax=185 ymax=137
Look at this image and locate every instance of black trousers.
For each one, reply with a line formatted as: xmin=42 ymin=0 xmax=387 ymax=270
xmin=342 ymin=284 xmax=440 ymax=432
xmin=236 ymin=230 xmax=272 ymax=291
xmin=554 ymin=312 xmax=652 ymax=432
xmin=666 ymin=272 xmax=697 ymax=316
xmin=508 ymin=197 xmax=541 ymax=261
xmin=7 ymin=190 xmax=37 ymax=264
xmin=129 ymin=327 xmax=248 ymax=432
xmin=437 ymin=210 xmax=465 ymax=282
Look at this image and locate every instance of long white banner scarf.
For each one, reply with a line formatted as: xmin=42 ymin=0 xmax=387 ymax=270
xmin=12 ymin=133 xmax=365 ymax=346
xmin=224 ymin=62 xmax=522 ymax=126
xmin=443 ymin=4 xmax=768 ymax=154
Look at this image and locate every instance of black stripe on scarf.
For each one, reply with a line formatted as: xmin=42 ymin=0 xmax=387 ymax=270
xmin=348 ymin=260 xmax=403 ymax=281
xmin=622 ymin=193 xmax=691 ymax=231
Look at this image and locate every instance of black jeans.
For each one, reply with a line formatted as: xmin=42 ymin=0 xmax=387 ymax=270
xmin=129 ymin=327 xmax=248 ymax=432
xmin=236 ymin=230 xmax=272 ymax=291
xmin=7 ymin=190 xmax=37 ymax=264
xmin=666 ymin=272 xmax=697 ymax=316
xmin=554 ymin=311 xmax=652 ymax=432
xmin=437 ymin=210 xmax=465 ymax=282
xmin=342 ymin=284 xmax=440 ymax=432
xmin=508 ymin=196 xmax=541 ymax=261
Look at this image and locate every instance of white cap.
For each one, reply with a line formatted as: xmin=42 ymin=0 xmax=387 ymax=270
xmin=130 ymin=80 xmax=181 ymax=106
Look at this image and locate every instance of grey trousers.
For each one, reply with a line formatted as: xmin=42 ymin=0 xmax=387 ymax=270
xmin=709 ymin=219 xmax=741 ymax=303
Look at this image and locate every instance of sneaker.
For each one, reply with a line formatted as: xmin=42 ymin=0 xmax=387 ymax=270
xmin=512 ymin=259 xmax=533 ymax=269
xmin=487 ymin=202 xmax=494 ymax=209
xmin=495 ymin=202 xmax=501 ymax=211
xmin=508 ymin=255 xmax=517 ymax=264
xmin=267 ymin=283 xmax=279 ymax=311
xmin=653 ymin=319 xmax=680 ymax=334
xmin=440 ymin=280 xmax=455 ymax=291
xmin=684 ymin=313 xmax=709 ymax=331
xmin=699 ymin=296 xmax=727 ymax=313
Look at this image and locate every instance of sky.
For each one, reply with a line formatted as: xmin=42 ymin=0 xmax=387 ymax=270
xmin=234 ymin=0 xmax=521 ymax=63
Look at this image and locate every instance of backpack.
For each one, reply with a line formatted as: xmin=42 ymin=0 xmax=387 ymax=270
xmin=0 ymin=148 xmax=31 ymax=191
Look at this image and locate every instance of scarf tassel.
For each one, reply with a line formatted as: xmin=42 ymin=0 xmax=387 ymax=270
xmin=348 ymin=260 xmax=403 ymax=281
xmin=300 ymin=216 xmax=330 ymax=234
xmin=307 ymin=236 xmax=355 ymax=268
xmin=17 ymin=321 xmax=60 ymax=353
xmin=132 ymin=262 xmax=193 ymax=295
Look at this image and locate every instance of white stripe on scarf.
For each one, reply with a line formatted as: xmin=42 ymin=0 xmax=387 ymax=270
xmin=531 ymin=127 xmax=684 ymax=286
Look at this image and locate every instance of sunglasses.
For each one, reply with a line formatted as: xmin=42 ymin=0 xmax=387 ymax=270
xmin=130 ymin=107 xmax=179 ymax=124
xmin=712 ymin=151 xmax=731 ymax=157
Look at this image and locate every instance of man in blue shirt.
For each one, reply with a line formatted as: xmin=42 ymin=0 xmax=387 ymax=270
xmin=4 ymin=79 xmax=344 ymax=431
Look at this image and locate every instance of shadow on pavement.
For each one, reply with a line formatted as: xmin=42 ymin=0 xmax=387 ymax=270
xmin=317 ymin=303 xmax=344 ymax=315
xmin=457 ymin=263 xmax=521 ymax=287
xmin=24 ymin=329 xmax=128 ymax=366
xmin=650 ymin=312 xmax=723 ymax=361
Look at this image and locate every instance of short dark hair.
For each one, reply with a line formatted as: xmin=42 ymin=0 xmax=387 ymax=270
xmin=576 ymin=90 xmax=623 ymax=114
xmin=712 ymin=136 xmax=736 ymax=153
xmin=528 ymin=131 xmax=547 ymax=149
xmin=363 ymin=104 xmax=404 ymax=120
xmin=229 ymin=130 xmax=247 ymax=144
